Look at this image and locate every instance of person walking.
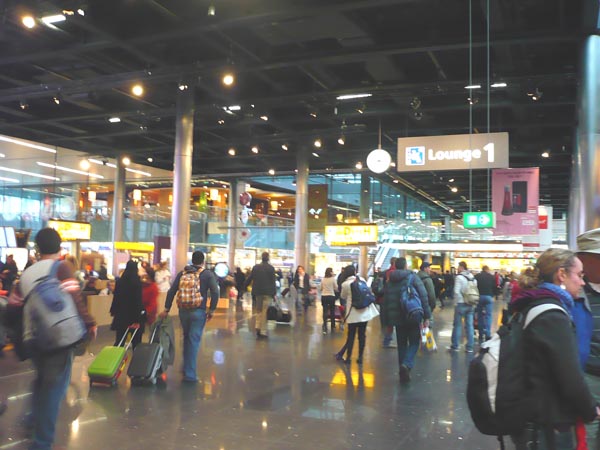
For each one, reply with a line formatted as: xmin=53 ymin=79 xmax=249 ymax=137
xmin=155 ymin=261 xmax=171 ymax=293
xmin=244 ymin=252 xmax=276 ymax=339
xmin=417 ymin=262 xmax=437 ymax=314
xmin=474 ymin=265 xmax=496 ymax=343
xmin=335 ymin=265 xmax=379 ymax=365
xmin=159 ymin=251 xmax=219 ymax=383
xmin=293 ymin=266 xmax=311 ymax=315
xmin=449 ymin=261 xmax=476 ymax=353
xmin=18 ymin=228 xmax=97 ymax=450
xmin=142 ymin=267 xmax=159 ymax=327
xmin=382 ymin=257 xmax=430 ymax=383
xmin=319 ymin=268 xmax=338 ymax=334
xmin=110 ymin=260 xmax=145 ymax=349
xmin=234 ymin=267 xmax=246 ymax=303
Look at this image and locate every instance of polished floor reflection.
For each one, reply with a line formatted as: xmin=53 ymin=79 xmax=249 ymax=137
xmin=0 ymin=296 xmax=502 ymax=450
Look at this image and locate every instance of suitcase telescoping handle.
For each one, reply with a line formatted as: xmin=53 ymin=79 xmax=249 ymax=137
xmin=116 ymin=325 xmax=139 ymax=349
xmin=149 ymin=318 xmax=163 ymax=343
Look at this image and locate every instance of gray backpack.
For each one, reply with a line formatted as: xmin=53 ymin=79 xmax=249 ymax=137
xmin=23 ymin=261 xmax=86 ymax=352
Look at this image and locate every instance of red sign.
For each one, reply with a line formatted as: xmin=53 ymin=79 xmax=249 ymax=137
xmin=539 ymin=215 xmax=548 ymax=229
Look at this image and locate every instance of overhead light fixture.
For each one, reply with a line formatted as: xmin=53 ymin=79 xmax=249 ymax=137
xmin=227 ymin=105 xmax=241 ymax=111
xmin=19 ymin=100 xmax=29 ymax=110
xmin=281 ymin=144 xmax=288 ymax=151
xmin=310 ymin=112 xmax=317 ymax=118
xmin=178 ymin=84 xmax=188 ymax=91
xmin=147 ymin=157 xmax=153 ymax=162
xmin=314 ymin=139 xmax=322 ymax=148
xmin=413 ymin=111 xmax=423 ymax=120
xmin=79 ymin=160 xmax=90 ymax=170
xmin=312 ymin=152 xmax=320 ymax=158
xmin=449 ymin=208 xmax=455 ymax=214
xmin=208 ymin=5 xmax=216 ymax=15
xmin=217 ymin=119 xmax=225 ymax=125
xmin=228 ymin=148 xmax=236 ymax=156
xmin=356 ymin=108 xmax=364 ymax=114
xmin=337 ymin=136 xmax=345 ymax=145
xmin=393 ymin=179 xmax=399 ymax=184
xmin=336 ymin=93 xmax=372 ymax=100
xmin=125 ymin=168 xmax=151 ymax=177
xmin=0 ymin=175 xmax=19 ymax=183
xmin=77 ymin=9 xmax=85 ymax=16
xmin=450 ymin=186 xmax=458 ymax=193
xmin=0 ymin=135 xmax=56 ymax=153
xmin=37 ymin=162 xmax=105 ymax=179
xmin=464 ymin=84 xmax=482 ymax=89
xmin=222 ymin=73 xmax=235 ymax=86
xmin=41 ymin=14 xmax=66 ymax=26
xmin=529 ymin=88 xmax=543 ymax=101
xmin=467 ymin=96 xmax=479 ymax=105
xmin=268 ymin=169 xmax=275 ymax=175
xmin=251 ymin=146 xmax=259 ymax=154
xmin=260 ymin=115 xmax=269 ymax=121
xmin=410 ymin=97 xmax=421 ymax=110
xmin=108 ymin=117 xmax=121 ymax=123
xmin=366 ymin=121 xmax=392 ymax=174
xmin=541 ymin=151 xmax=550 ymax=158
xmin=448 ymin=178 xmax=455 ymax=182
xmin=122 ymin=156 xmax=131 ymax=166
xmin=491 ymin=82 xmax=507 ymax=88
xmin=131 ymin=84 xmax=144 ymax=97
xmin=355 ymin=162 xmax=363 ymax=170
xmin=53 ymin=96 xmax=61 ymax=105
xmin=22 ymin=15 xmax=36 ymax=28
xmin=0 ymin=166 xmax=59 ymax=181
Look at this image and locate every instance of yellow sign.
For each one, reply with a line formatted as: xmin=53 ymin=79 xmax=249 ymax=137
xmin=114 ymin=242 xmax=154 ymax=252
xmin=47 ymin=219 xmax=91 ymax=241
xmin=324 ymin=224 xmax=378 ymax=246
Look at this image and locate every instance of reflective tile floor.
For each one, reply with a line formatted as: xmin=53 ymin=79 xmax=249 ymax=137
xmin=0 ymin=296 xmax=502 ymax=450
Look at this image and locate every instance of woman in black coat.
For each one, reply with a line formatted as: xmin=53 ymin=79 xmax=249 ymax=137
xmin=110 ymin=260 xmax=145 ymax=348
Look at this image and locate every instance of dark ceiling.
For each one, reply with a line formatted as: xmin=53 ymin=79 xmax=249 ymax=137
xmin=0 ymin=0 xmax=594 ymax=218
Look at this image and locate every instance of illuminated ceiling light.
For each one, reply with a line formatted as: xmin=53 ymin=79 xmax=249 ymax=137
xmin=53 ymin=96 xmax=61 ymax=105
xmin=218 ymin=119 xmax=225 ymax=125
xmin=0 ymin=166 xmax=59 ymax=180
xmin=0 ymin=153 xmax=4 ymax=157
xmin=450 ymin=186 xmax=458 ymax=193
xmin=37 ymin=162 xmax=105 ymax=178
xmin=0 ymin=175 xmax=19 ymax=183
xmin=227 ymin=105 xmax=241 ymax=111
xmin=529 ymin=88 xmax=543 ymax=101
xmin=268 ymin=169 xmax=275 ymax=175
xmin=355 ymin=162 xmax=363 ymax=170
xmin=464 ymin=84 xmax=481 ymax=89
xmin=337 ymin=136 xmax=345 ymax=145
xmin=390 ymin=161 xmax=396 ymax=167
xmin=0 ymin=135 xmax=56 ymax=153
xmin=41 ymin=14 xmax=66 ymax=26
xmin=251 ymin=146 xmax=259 ymax=154
xmin=222 ymin=73 xmax=235 ymax=86
xmin=310 ymin=112 xmax=317 ymax=118
xmin=449 ymin=208 xmax=455 ymax=213
xmin=147 ymin=157 xmax=153 ymax=162
xmin=122 ymin=156 xmax=131 ymax=166
xmin=125 ymin=168 xmax=152 ymax=176
xmin=22 ymin=15 xmax=36 ymax=28
xmin=19 ymin=100 xmax=28 ymax=110
xmin=541 ymin=151 xmax=550 ymax=158
xmin=108 ymin=117 xmax=121 ymax=123
xmin=336 ymin=93 xmax=372 ymax=100
xmin=491 ymin=82 xmax=507 ymax=88
xmin=356 ymin=108 xmax=364 ymax=114
xmin=178 ymin=83 xmax=188 ymax=91
xmin=77 ymin=9 xmax=85 ymax=16
xmin=281 ymin=144 xmax=288 ymax=151
xmin=312 ymin=152 xmax=320 ymax=158
xmin=393 ymin=179 xmax=399 ymax=184
xmin=228 ymin=148 xmax=236 ymax=156
xmin=208 ymin=5 xmax=216 ymax=15
xmin=313 ymin=139 xmax=322 ymax=148
xmin=367 ymin=121 xmax=391 ymax=174
xmin=79 ymin=160 xmax=90 ymax=170
xmin=131 ymin=84 xmax=144 ymax=96
xmin=260 ymin=115 xmax=269 ymax=121
xmin=467 ymin=96 xmax=478 ymax=105
xmin=410 ymin=97 xmax=422 ymax=110
xmin=448 ymin=178 xmax=455 ymax=182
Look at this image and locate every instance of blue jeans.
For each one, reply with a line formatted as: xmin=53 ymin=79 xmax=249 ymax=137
xmin=179 ymin=308 xmax=207 ymax=381
xmin=30 ymin=348 xmax=74 ymax=450
xmin=451 ymin=303 xmax=474 ymax=351
xmin=476 ymin=295 xmax=493 ymax=342
xmin=394 ymin=320 xmax=421 ymax=369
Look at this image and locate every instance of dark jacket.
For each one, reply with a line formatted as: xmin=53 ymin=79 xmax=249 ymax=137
xmin=110 ymin=275 xmax=144 ymax=330
xmin=512 ymin=293 xmax=597 ymax=426
xmin=584 ymin=283 xmax=600 ymax=376
xmin=417 ymin=270 xmax=436 ymax=311
xmin=474 ymin=270 xmax=496 ymax=296
xmin=293 ymin=273 xmax=311 ymax=293
xmin=165 ymin=265 xmax=220 ymax=312
xmin=382 ymin=270 xmax=431 ymax=325
xmin=245 ymin=261 xmax=276 ymax=296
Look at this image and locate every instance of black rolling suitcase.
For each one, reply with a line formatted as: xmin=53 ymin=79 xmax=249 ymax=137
xmin=127 ymin=324 xmax=163 ymax=385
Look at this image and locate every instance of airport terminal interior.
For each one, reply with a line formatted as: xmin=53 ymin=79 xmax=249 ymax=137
xmin=1 ymin=0 xmax=599 ymax=449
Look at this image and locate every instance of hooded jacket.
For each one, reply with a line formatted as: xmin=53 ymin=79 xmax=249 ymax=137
xmin=511 ymin=290 xmax=597 ymax=426
xmin=382 ymin=269 xmax=431 ymax=325
xmin=454 ymin=270 xmax=475 ymax=304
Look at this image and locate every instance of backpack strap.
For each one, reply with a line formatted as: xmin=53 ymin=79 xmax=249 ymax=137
xmin=523 ymin=303 xmax=567 ymax=329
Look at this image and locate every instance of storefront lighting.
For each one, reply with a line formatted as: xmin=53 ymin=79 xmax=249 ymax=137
xmin=133 ymin=189 xmax=142 ymax=201
xmin=88 ymin=191 xmax=96 ymax=201
xmin=209 ymin=189 xmax=219 ymax=201
xmin=22 ymin=15 xmax=36 ymax=28
xmin=270 ymin=201 xmax=278 ymax=211
xmin=37 ymin=162 xmax=104 ymax=179
xmin=108 ymin=117 xmax=121 ymax=123
xmin=131 ymin=84 xmax=144 ymax=97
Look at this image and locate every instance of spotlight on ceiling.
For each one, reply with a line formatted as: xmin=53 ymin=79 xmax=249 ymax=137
xmin=108 ymin=117 xmax=121 ymax=123
xmin=529 ymin=88 xmax=543 ymax=101
xmin=314 ymin=139 xmax=322 ymax=148
xmin=53 ymin=96 xmax=61 ymax=105
xmin=122 ymin=156 xmax=131 ymax=166
xmin=268 ymin=169 xmax=275 ymax=176
xmin=79 ymin=160 xmax=90 ymax=171
xmin=260 ymin=115 xmax=269 ymax=121
xmin=410 ymin=97 xmax=421 ymax=110
xmin=464 ymin=84 xmax=482 ymax=90
xmin=251 ymin=146 xmax=259 ymax=154
xmin=281 ymin=144 xmax=288 ymax=151
xmin=467 ymin=96 xmax=479 ymax=105
xmin=337 ymin=136 xmax=345 ymax=145
xmin=491 ymin=82 xmax=508 ymax=88
xmin=355 ymin=162 xmax=363 ymax=170
xmin=541 ymin=151 xmax=550 ymax=158
xmin=178 ymin=84 xmax=188 ymax=91
xmin=228 ymin=148 xmax=236 ymax=156
xmin=147 ymin=157 xmax=153 ymax=162
xmin=22 ymin=15 xmax=36 ymax=28
xmin=208 ymin=4 xmax=216 ymax=16
xmin=450 ymin=186 xmax=458 ymax=193
xmin=131 ymin=84 xmax=144 ymax=97
xmin=222 ymin=73 xmax=235 ymax=86
xmin=19 ymin=100 xmax=28 ymax=110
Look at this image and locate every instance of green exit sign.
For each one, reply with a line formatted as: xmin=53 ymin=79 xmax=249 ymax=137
xmin=463 ymin=211 xmax=496 ymax=229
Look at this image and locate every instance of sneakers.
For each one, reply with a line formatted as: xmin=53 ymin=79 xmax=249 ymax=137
xmin=446 ymin=346 xmax=459 ymax=352
xmin=334 ymin=352 xmax=344 ymax=361
xmin=399 ymin=364 xmax=411 ymax=383
xmin=256 ymin=331 xmax=269 ymax=340
xmin=465 ymin=348 xmax=474 ymax=353
xmin=322 ymin=325 xmax=328 ymax=335
xmin=382 ymin=342 xmax=397 ymax=348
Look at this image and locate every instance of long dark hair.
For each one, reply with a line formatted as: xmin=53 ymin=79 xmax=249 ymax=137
xmin=120 ymin=260 xmax=141 ymax=285
xmin=324 ymin=267 xmax=333 ymax=278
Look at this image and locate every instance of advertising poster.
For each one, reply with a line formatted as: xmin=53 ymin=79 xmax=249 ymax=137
xmin=492 ymin=168 xmax=539 ymax=236
xmin=307 ymin=184 xmax=328 ymax=232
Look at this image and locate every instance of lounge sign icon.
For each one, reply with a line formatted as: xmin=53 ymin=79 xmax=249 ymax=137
xmin=397 ymin=132 xmax=509 ymax=172
xmin=463 ymin=211 xmax=496 ymax=229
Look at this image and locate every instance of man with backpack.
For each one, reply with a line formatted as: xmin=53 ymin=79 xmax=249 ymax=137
xmin=382 ymin=257 xmax=430 ymax=383
xmin=244 ymin=252 xmax=276 ymax=339
xmin=449 ymin=261 xmax=477 ymax=353
xmin=160 ymin=250 xmax=219 ymax=383
xmin=18 ymin=228 xmax=97 ymax=450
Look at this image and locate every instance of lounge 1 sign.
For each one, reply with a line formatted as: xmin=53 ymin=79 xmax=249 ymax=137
xmin=463 ymin=211 xmax=496 ymax=229
xmin=396 ymin=132 xmax=509 ymax=172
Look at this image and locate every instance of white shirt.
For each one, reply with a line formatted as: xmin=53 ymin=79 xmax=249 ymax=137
xmin=319 ymin=277 xmax=338 ymax=296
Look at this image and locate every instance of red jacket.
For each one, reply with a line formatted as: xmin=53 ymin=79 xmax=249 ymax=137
xmin=142 ymin=281 xmax=158 ymax=326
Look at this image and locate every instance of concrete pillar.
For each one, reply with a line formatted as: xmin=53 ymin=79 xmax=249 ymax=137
xmin=359 ymin=174 xmax=370 ymax=278
xmin=227 ymin=180 xmax=238 ymax=272
xmin=170 ymin=83 xmax=195 ymax=275
xmin=111 ymin=159 xmax=126 ymax=276
xmin=294 ymin=147 xmax=309 ymax=270
xmin=571 ymin=35 xmax=600 ymax=245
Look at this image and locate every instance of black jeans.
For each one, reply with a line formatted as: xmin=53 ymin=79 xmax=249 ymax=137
xmin=345 ymin=322 xmax=367 ymax=361
xmin=321 ymin=295 xmax=336 ymax=329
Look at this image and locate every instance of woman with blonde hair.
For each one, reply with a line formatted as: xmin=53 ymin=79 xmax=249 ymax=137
xmin=509 ymin=248 xmax=598 ymax=449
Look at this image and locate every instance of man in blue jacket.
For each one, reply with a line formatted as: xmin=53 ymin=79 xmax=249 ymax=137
xmin=160 ymin=251 xmax=219 ymax=383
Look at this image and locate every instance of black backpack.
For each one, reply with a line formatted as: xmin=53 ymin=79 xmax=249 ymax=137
xmin=350 ymin=277 xmax=375 ymax=309
xmin=371 ymin=276 xmax=384 ymax=297
xmin=467 ymin=303 xmax=566 ymax=439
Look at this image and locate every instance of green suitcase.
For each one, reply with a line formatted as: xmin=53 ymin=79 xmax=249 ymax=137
xmin=88 ymin=327 xmax=137 ymax=387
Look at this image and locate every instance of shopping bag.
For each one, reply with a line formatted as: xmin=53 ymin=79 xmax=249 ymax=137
xmin=421 ymin=326 xmax=437 ymax=352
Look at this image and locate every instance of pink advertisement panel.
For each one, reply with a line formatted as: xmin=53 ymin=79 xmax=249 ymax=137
xmin=492 ymin=168 xmax=539 ymax=236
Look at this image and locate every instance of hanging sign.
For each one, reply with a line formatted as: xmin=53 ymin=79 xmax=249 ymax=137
xmin=325 ymin=224 xmax=378 ymax=246
xmin=47 ymin=219 xmax=91 ymax=241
